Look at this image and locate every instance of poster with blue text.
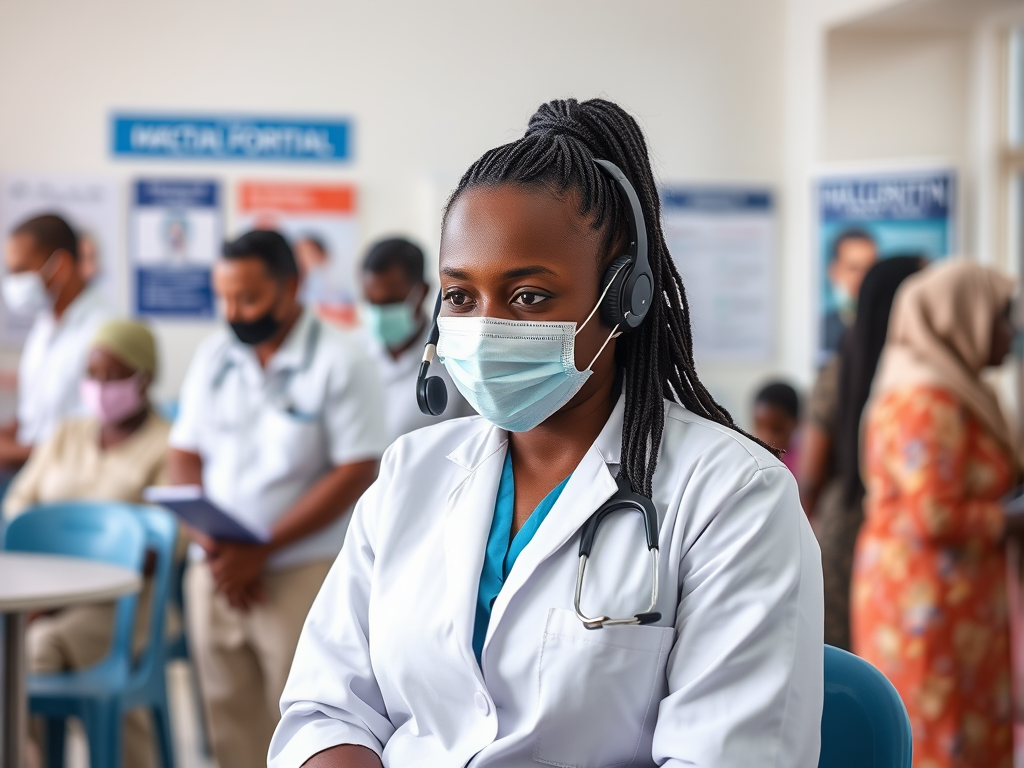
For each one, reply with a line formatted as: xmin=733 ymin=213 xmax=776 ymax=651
xmin=816 ymin=166 xmax=956 ymax=361
xmin=131 ymin=179 xmax=221 ymax=318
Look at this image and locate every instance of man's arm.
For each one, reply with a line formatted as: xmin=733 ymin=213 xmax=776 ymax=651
xmin=168 ymin=447 xmax=203 ymax=486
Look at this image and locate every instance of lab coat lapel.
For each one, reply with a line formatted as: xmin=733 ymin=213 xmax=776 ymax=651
xmin=485 ymin=397 xmax=625 ymax=641
xmin=443 ymin=421 xmax=509 ymax=671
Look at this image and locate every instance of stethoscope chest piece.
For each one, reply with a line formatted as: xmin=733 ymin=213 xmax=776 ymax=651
xmin=574 ymin=474 xmax=661 ymax=630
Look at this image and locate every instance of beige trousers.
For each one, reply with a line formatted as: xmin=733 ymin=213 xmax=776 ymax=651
xmin=27 ymin=582 xmax=155 ymax=768
xmin=185 ymin=559 xmax=332 ymax=768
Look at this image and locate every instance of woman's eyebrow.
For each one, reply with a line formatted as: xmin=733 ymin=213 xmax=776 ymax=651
xmin=439 ymin=265 xmax=558 ymax=280
xmin=502 ymin=265 xmax=557 ymax=279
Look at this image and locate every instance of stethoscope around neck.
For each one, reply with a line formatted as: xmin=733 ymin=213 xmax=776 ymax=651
xmin=210 ymin=317 xmax=322 ymax=418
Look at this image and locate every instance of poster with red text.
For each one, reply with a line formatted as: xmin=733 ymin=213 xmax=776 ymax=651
xmin=236 ymin=181 xmax=358 ymax=327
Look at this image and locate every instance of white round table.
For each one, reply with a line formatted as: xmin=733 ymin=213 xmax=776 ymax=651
xmin=0 ymin=552 xmax=141 ymax=768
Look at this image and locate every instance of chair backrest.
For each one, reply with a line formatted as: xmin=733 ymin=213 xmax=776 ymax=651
xmin=4 ymin=502 xmax=148 ymax=674
xmin=819 ymin=645 xmax=912 ymax=768
xmin=126 ymin=505 xmax=177 ymax=689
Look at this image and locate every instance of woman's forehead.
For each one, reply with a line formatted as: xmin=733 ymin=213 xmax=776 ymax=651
xmin=440 ymin=185 xmax=603 ymax=274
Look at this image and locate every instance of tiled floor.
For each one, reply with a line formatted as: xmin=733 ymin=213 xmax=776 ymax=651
xmin=64 ymin=661 xmax=216 ymax=768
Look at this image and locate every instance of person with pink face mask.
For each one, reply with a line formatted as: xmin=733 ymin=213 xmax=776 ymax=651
xmin=2 ymin=318 xmax=169 ymax=768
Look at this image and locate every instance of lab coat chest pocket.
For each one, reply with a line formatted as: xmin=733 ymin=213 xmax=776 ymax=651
xmin=534 ymin=608 xmax=673 ymax=768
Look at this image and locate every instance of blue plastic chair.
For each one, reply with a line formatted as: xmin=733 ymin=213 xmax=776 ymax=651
xmin=4 ymin=503 xmax=178 ymax=768
xmin=819 ymin=645 xmax=913 ymax=768
xmin=165 ymin=553 xmax=211 ymax=756
xmin=156 ymin=400 xmax=179 ymax=424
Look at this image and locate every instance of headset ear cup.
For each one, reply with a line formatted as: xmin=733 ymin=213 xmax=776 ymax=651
xmin=600 ymin=256 xmax=633 ymax=329
xmin=424 ymin=375 xmax=448 ymax=416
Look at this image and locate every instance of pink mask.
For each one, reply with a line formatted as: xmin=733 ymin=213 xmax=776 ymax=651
xmin=80 ymin=376 xmax=145 ymax=425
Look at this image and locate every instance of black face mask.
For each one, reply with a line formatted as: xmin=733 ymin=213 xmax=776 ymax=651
xmin=230 ymin=308 xmax=282 ymax=346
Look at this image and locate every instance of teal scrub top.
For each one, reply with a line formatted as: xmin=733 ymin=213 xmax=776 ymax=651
xmin=472 ymin=450 xmax=570 ymax=663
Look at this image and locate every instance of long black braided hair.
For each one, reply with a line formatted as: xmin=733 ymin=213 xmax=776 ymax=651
xmin=443 ymin=98 xmax=774 ymax=497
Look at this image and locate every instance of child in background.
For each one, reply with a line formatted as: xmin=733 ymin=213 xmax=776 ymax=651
xmin=753 ymin=381 xmax=801 ymax=474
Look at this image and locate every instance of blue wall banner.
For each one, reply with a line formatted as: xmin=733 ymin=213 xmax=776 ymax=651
xmin=131 ymin=179 xmax=221 ymax=318
xmin=815 ymin=167 xmax=956 ymax=360
xmin=112 ymin=114 xmax=351 ymax=162
xmin=662 ymin=186 xmax=775 ymax=363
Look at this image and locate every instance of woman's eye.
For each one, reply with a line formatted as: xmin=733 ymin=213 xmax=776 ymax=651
xmin=514 ymin=292 xmax=549 ymax=307
xmin=444 ymin=291 xmax=469 ymax=307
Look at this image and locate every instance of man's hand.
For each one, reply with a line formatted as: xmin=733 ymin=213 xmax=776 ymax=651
xmin=209 ymin=542 xmax=271 ymax=610
xmin=181 ymin=523 xmax=217 ymax=556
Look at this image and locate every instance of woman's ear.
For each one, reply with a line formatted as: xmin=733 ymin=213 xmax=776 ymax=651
xmin=138 ymin=371 xmax=154 ymax=396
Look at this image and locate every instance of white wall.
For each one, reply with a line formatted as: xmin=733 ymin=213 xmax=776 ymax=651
xmin=823 ymin=29 xmax=971 ymax=164
xmin=0 ymin=0 xmax=786 ymax=419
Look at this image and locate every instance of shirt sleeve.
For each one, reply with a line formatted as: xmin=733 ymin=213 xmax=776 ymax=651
xmin=323 ymin=340 xmax=388 ymax=466
xmin=652 ymin=465 xmax=824 ymax=768
xmin=3 ymin=422 xmax=64 ymax=518
xmin=167 ymin=340 xmax=212 ymax=454
xmin=268 ymin=452 xmax=396 ymax=767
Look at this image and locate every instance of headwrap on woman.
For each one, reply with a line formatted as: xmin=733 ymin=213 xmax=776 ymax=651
xmin=90 ymin=319 xmax=158 ymax=377
xmin=872 ymin=259 xmax=1017 ymax=464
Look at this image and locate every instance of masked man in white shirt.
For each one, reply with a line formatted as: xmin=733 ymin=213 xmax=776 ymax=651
xmin=167 ymin=230 xmax=387 ymax=768
xmin=0 ymin=214 xmax=115 ymax=470
xmin=360 ymin=237 xmax=472 ymax=442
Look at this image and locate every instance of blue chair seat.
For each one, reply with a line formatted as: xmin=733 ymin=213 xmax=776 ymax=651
xmin=819 ymin=644 xmax=912 ymax=768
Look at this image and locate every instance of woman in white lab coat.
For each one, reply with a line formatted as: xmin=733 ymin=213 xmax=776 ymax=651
xmin=269 ymin=98 xmax=823 ymax=768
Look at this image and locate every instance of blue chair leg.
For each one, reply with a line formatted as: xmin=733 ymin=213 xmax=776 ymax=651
xmin=84 ymin=700 xmax=123 ymax=768
xmin=152 ymin=700 xmax=176 ymax=768
xmin=44 ymin=717 xmax=66 ymax=768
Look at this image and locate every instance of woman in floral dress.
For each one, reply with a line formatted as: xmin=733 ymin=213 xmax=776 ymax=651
xmin=851 ymin=260 xmax=1019 ymax=768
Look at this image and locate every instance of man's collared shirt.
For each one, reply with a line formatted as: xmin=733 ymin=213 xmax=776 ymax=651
xmin=169 ymin=309 xmax=387 ymax=569
xmin=18 ymin=285 xmax=116 ymax=446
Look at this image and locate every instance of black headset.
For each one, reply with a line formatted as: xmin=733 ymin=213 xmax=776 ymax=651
xmin=416 ymin=157 xmax=653 ymax=416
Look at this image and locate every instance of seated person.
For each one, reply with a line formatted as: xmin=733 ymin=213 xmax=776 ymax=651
xmin=752 ymin=380 xmax=801 ymax=474
xmin=0 ymin=213 xmax=116 ymax=470
xmin=4 ymin=319 xmax=170 ymax=768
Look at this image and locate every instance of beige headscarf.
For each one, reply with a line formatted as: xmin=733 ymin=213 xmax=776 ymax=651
xmin=91 ymin=319 xmax=158 ymax=377
xmin=873 ymin=259 xmax=1017 ymax=461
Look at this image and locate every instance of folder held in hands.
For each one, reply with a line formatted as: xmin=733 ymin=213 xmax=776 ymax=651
xmin=143 ymin=485 xmax=270 ymax=544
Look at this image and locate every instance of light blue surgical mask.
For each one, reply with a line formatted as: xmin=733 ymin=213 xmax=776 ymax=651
xmin=363 ymin=301 xmax=420 ymax=350
xmin=833 ymin=284 xmax=856 ymax=319
xmin=436 ymin=292 xmax=619 ymax=432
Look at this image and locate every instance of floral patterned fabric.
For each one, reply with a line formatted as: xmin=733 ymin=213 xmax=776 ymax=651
xmin=852 ymin=385 xmax=1013 ymax=768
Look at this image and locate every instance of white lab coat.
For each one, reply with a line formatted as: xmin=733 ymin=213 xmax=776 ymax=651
xmin=270 ymin=396 xmax=824 ymax=768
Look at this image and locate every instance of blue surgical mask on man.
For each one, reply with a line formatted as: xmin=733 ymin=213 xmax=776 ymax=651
xmin=436 ymin=288 xmax=619 ymax=433
xmin=364 ymin=301 xmax=420 ymax=350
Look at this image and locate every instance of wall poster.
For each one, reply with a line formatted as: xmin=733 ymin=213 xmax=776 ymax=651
xmin=131 ymin=178 xmax=221 ymax=318
xmin=662 ymin=187 xmax=775 ymax=363
xmin=236 ymin=181 xmax=358 ymax=326
xmin=815 ymin=166 xmax=956 ymax=361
